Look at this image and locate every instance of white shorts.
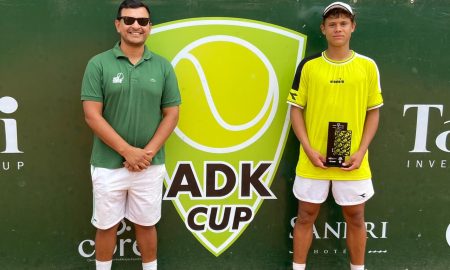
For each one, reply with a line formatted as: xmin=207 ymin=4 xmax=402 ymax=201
xmin=90 ymin=165 xmax=166 ymax=229
xmin=293 ymin=176 xmax=374 ymax=206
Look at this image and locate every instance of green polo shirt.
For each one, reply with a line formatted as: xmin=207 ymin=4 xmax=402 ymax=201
xmin=81 ymin=42 xmax=181 ymax=168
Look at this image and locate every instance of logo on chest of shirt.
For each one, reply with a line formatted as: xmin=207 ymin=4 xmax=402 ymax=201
xmin=112 ymin=73 xmax=124 ymax=84
xmin=330 ymin=78 xmax=345 ymax=84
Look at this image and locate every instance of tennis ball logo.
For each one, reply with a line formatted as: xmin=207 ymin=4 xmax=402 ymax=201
xmin=172 ymin=35 xmax=279 ymax=153
xmin=148 ymin=17 xmax=307 ymax=256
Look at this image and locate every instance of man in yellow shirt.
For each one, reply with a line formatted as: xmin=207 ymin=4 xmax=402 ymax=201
xmin=287 ymin=2 xmax=383 ymax=270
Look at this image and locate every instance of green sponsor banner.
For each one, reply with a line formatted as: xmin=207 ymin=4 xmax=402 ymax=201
xmin=0 ymin=1 xmax=449 ymax=269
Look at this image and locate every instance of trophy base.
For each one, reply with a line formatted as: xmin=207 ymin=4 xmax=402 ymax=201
xmin=325 ymin=156 xmax=348 ymax=168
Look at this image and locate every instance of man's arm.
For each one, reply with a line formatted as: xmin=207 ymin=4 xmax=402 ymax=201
xmin=83 ymin=100 xmax=152 ymax=170
xmin=290 ymin=105 xmax=327 ymax=169
xmin=145 ymin=105 xmax=179 ymax=153
xmin=123 ymin=105 xmax=179 ymax=170
xmin=342 ymin=108 xmax=380 ymax=171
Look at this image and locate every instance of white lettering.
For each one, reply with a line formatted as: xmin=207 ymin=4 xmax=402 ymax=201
xmin=366 ymin=222 xmax=377 ymax=239
xmin=116 ymin=220 xmax=127 ymax=235
xmin=406 ymin=159 xmax=448 ymax=169
xmin=416 ymin=160 xmax=423 ymax=168
xmin=310 ymin=249 xmax=348 ymax=255
xmin=324 ymin=222 xmax=343 ymax=239
xmin=312 ymin=225 xmax=321 ymax=239
xmin=17 ymin=161 xmax=24 ymax=170
xmin=78 ymin=220 xmax=141 ymax=259
xmin=289 ymin=217 xmax=296 ymax=239
xmin=0 ymin=161 xmax=25 ymax=171
xmin=381 ymin=222 xmax=388 ymax=239
xmin=429 ymin=160 xmax=435 ymax=167
xmin=118 ymin=239 xmax=132 ymax=257
xmin=133 ymin=241 xmax=141 ymax=256
xmin=309 ymin=220 xmax=386 ymax=239
xmin=435 ymin=121 xmax=450 ymax=152
xmin=2 ymin=161 xmax=9 ymax=170
xmin=343 ymin=222 xmax=347 ymax=239
xmin=446 ymin=224 xmax=450 ymax=247
xmin=0 ymin=119 xmax=21 ymax=153
xmin=0 ymin=96 xmax=22 ymax=154
xmin=403 ymin=104 xmax=443 ymax=153
xmin=78 ymin=239 xmax=95 ymax=258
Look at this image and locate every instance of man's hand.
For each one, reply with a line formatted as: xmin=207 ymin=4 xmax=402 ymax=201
xmin=122 ymin=147 xmax=153 ymax=172
xmin=341 ymin=150 xmax=365 ymax=171
xmin=305 ymin=148 xmax=328 ymax=169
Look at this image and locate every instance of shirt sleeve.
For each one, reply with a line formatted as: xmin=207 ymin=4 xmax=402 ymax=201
xmin=287 ymin=59 xmax=308 ymax=109
xmin=367 ymin=60 xmax=383 ymax=110
xmin=81 ymin=58 xmax=103 ymax=102
xmin=161 ymin=60 xmax=181 ymax=108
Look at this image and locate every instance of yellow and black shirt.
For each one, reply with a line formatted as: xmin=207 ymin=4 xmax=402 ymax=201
xmin=287 ymin=51 xmax=383 ymax=180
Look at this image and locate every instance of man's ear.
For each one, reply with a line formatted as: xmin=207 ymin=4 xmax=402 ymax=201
xmin=115 ymin=19 xmax=121 ymax=33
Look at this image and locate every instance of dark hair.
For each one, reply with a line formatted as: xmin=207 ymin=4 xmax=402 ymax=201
xmin=117 ymin=0 xmax=151 ymax=19
xmin=322 ymin=8 xmax=355 ymax=23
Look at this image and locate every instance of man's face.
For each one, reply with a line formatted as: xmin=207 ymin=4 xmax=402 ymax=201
xmin=320 ymin=14 xmax=355 ymax=48
xmin=115 ymin=7 xmax=151 ymax=47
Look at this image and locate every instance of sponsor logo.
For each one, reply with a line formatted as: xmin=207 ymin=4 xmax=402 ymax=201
xmin=289 ymin=217 xmax=389 ymax=255
xmin=403 ymin=104 xmax=450 ymax=169
xmin=1 ymin=96 xmax=24 ymax=172
xmin=0 ymin=96 xmax=22 ymax=154
xmin=330 ymin=78 xmax=344 ymax=84
xmin=289 ymin=92 xmax=298 ymax=101
xmin=78 ymin=220 xmax=140 ymax=261
xmin=112 ymin=73 xmax=124 ymax=84
xmin=148 ymin=18 xmax=306 ymax=256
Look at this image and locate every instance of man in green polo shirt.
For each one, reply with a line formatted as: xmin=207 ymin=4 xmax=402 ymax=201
xmin=81 ymin=1 xmax=180 ymax=269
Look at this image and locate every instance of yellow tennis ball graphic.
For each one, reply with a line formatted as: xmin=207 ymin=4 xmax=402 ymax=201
xmin=172 ymin=35 xmax=279 ymax=153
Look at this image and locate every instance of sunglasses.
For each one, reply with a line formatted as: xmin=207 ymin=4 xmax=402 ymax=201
xmin=118 ymin=16 xmax=151 ymax=26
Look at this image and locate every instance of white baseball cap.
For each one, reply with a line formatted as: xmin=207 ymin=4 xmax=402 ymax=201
xmin=323 ymin=2 xmax=354 ymax=17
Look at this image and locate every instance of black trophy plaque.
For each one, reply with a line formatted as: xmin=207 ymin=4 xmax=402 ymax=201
xmin=325 ymin=122 xmax=352 ymax=167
